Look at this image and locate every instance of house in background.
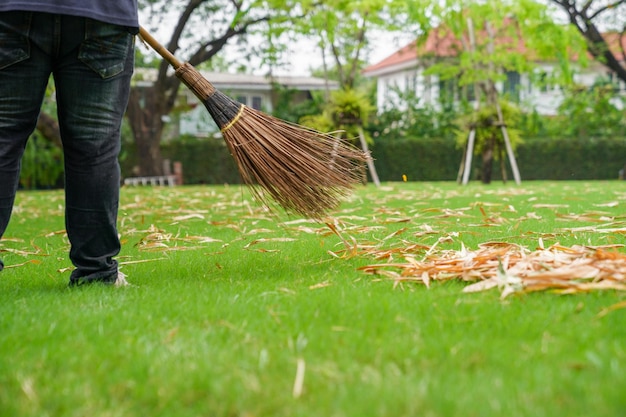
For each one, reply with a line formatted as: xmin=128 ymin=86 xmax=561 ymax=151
xmin=363 ymin=26 xmax=626 ymax=115
xmin=133 ymin=70 xmax=338 ymax=138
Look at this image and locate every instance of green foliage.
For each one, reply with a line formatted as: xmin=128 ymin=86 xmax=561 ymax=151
xmin=368 ymin=89 xmax=461 ymax=141
xmin=130 ymin=132 xmax=626 ymax=185
xmin=515 ymin=136 xmax=626 ymax=180
xmin=455 ymin=100 xmax=523 ymax=155
xmin=421 ymin=0 xmax=587 ymax=95
xmin=516 ymin=85 xmax=626 ymax=139
xmin=555 ymin=85 xmax=626 ymax=138
xmin=295 ymin=0 xmax=424 ymax=89
xmin=371 ymin=137 xmax=462 ymax=181
xmin=329 ymin=89 xmax=374 ymax=127
xmin=298 ymin=88 xmax=374 ymax=139
xmin=298 ymin=113 xmax=334 ymax=133
xmin=369 ymin=135 xmax=626 ymax=182
xmin=517 ymin=109 xmax=558 ymax=138
xmin=271 ymin=85 xmax=326 ymax=123
xmin=19 ymin=134 xmax=64 ymax=190
xmin=160 ymin=135 xmax=242 ymax=184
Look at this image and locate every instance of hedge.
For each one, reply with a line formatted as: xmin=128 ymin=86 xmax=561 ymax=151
xmin=156 ymin=136 xmax=626 ymax=184
xmin=161 ymin=137 xmax=242 ymax=185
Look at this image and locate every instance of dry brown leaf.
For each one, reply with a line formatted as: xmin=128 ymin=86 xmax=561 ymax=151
xmin=594 ymin=201 xmax=619 ymax=208
xmin=380 ymin=217 xmax=412 ymax=224
xmin=597 ymin=300 xmax=626 ymax=317
xmin=44 ymin=230 xmax=67 ymax=237
xmin=4 ymin=259 xmax=42 ymax=269
xmin=181 ymin=236 xmax=223 ymax=243
xmin=309 ymin=281 xmax=332 ymax=290
xmin=0 ymin=247 xmax=46 ymax=257
xmin=172 ymin=213 xmax=205 ymax=221
xmin=243 ymin=237 xmax=297 ymax=248
xmin=0 ymin=237 xmax=25 ymax=243
xmin=533 ymin=204 xmax=569 ymax=209
xmin=244 ymin=228 xmax=275 ymax=235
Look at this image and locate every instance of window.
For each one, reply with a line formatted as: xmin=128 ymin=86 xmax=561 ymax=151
xmin=235 ymin=95 xmax=263 ymax=110
xmin=422 ymin=74 xmax=432 ymax=103
xmin=406 ymin=71 xmax=417 ymax=94
xmin=536 ymin=71 xmax=556 ymax=93
xmin=504 ymin=71 xmax=521 ymax=101
xmin=463 ymin=84 xmax=476 ymax=102
xmin=438 ymin=77 xmax=458 ymax=104
xmin=607 ymin=71 xmax=626 ymax=92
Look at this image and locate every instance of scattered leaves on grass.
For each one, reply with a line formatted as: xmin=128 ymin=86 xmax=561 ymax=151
xmin=131 ymin=224 xmax=223 ymax=252
xmin=315 ymin=185 xmax=626 ymax=298
xmin=4 ymin=184 xmax=626 ymax=301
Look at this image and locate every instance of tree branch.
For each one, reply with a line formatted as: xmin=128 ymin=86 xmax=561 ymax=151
xmin=588 ymin=0 xmax=626 ymax=20
xmin=551 ymin=0 xmax=626 ymax=83
xmin=346 ymin=15 xmax=369 ymax=90
xmin=157 ymin=0 xmax=204 ymax=83
xmin=36 ymin=112 xmax=62 ymax=148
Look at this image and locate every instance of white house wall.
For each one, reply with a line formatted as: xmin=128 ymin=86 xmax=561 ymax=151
xmin=178 ymin=90 xmax=273 ymax=137
xmin=371 ymin=61 xmax=623 ymax=116
xmin=377 ymin=68 xmax=438 ymax=111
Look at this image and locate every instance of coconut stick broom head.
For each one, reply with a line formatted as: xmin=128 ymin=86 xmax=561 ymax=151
xmin=138 ymin=27 xmax=367 ymax=219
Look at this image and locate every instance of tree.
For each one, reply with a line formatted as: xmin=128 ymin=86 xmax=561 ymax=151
xmin=299 ymin=0 xmax=420 ymax=90
xmin=130 ymin=0 xmax=304 ymax=175
xmin=409 ymin=0 xmax=587 ymax=183
xmin=295 ymin=0 xmax=426 ymax=185
xmin=549 ymin=0 xmax=626 ymax=83
xmin=36 ymin=112 xmax=61 ymax=148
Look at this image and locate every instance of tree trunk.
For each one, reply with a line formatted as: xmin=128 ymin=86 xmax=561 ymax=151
xmin=499 ymin=144 xmax=507 ymax=183
xmin=357 ymin=126 xmax=380 ymax=187
xmin=481 ymin=135 xmax=495 ymax=184
xmin=36 ymin=112 xmax=62 ymax=147
xmin=126 ymin=87 xmax=167 ymax=176
xmin=557 ymin=2 xmax=626 ymax=84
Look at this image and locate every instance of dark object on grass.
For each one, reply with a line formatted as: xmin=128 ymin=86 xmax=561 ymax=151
xmin=138 ymin=27 xmax=366 ymax=219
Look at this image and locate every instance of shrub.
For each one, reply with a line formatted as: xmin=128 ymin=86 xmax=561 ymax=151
xmin=19 ymin=134 xmax=64 ymax=190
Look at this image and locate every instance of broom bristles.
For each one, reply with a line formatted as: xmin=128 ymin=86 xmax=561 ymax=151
xmin=175 ymin=63 xmax=367 ymax=219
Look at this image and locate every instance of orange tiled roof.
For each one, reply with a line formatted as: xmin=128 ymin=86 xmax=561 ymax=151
xmin=363 ymin=26 xmax=463 ymax=74
xmin=364 ymin=24 xmax=624 ymax=74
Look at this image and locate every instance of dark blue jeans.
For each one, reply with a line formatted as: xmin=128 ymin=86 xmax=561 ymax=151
xmin=0 ymin=12 xmax=134 ymax=283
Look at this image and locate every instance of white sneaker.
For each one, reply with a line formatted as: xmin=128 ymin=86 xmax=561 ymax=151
xmin=114 ymin=271 xmax=130 ymax=287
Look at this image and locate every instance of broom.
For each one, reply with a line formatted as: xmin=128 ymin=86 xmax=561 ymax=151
xmin=138 ymin=26 xmax=367 ymax=219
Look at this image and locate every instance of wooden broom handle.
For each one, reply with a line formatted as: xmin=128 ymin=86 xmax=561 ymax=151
xmin=138 ymin=26 xmax=183 ymax=69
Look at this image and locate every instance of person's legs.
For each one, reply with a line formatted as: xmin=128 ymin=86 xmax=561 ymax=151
xmin=52 ymin=15 xmax=134 ymax=285
xmin=0 ymin=11 xmax=53 ymax=270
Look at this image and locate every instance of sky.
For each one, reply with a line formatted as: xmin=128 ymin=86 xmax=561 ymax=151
xmin=226 ymin=29 xmax=416 ymax=77
xmin=139 ymin=7 xmax=416 ymax=78
xmin=273 ymin=30 xmax=416 ymax=77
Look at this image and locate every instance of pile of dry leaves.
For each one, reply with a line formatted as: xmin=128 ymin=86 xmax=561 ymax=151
xmin=357 ymin=240 xmax=626 ymax=298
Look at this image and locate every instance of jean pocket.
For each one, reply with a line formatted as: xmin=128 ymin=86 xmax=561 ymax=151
xmin=0 ymin=12 xmax=31 ymax=70
xmin=79 ymin=19 xmax=132 ymax=79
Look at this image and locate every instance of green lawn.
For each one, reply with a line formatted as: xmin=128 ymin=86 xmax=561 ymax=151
xmin=1 ymin=181 xmax=625 ymax=417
